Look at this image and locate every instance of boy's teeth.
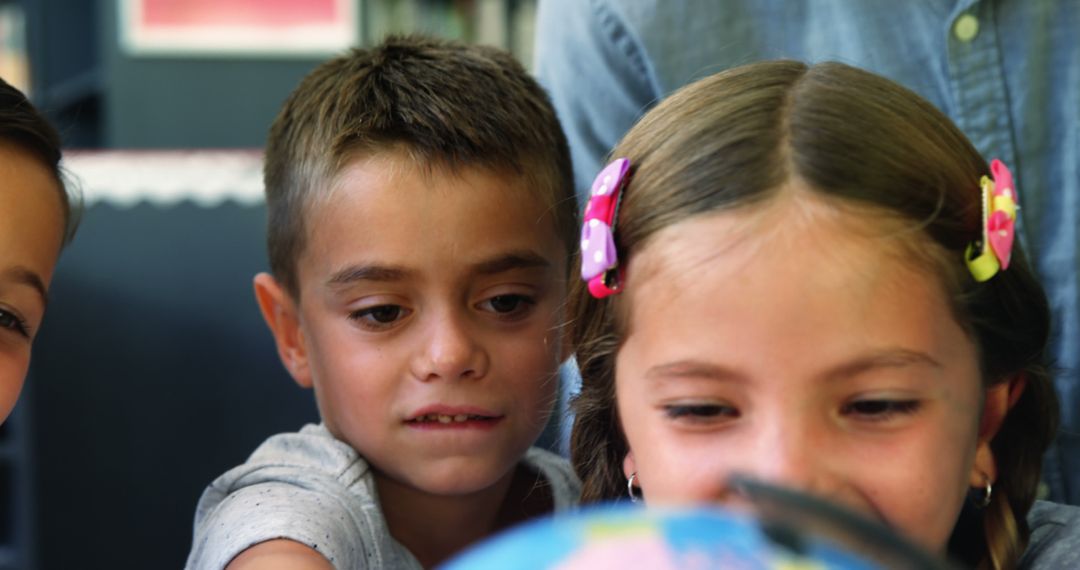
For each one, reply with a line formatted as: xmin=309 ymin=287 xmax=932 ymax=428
xmin=415 ymin=413 xmax=484 ymax=423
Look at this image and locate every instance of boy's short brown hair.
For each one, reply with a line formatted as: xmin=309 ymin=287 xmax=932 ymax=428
xmin=264 ymin=35 xmax=576 ymax=296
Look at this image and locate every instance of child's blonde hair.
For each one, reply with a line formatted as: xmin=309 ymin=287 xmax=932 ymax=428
xmin=568 ymin=60 xmax=1058 ymax=570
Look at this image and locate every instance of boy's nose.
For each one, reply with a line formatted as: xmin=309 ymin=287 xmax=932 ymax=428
xmin=412 ymin=311 xmax=489 ymax=381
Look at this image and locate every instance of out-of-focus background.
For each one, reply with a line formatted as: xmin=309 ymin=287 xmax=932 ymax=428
xmin=0 ymin=1 xmax=540 ymax=568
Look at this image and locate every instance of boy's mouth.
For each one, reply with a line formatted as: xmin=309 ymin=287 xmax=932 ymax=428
xmin=404 ymin=406 xmax=503 ymax=428
xmin=407 ymin=413 xmax=496 ymax=424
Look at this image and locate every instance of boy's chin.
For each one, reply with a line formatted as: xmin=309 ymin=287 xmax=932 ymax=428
xmin=376 ymin=457 xmax=522 ymax=499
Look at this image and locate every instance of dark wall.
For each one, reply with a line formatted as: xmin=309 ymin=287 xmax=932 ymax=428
xmin=24 ymin=0 xmax=102 ymax=147
xmin=99 ymin=0 xmax=323 ymax=148
xmin=26 ymin=0 xmax=324 ymax=149
xmin=25 ymin=202 xmax=319 ymax=569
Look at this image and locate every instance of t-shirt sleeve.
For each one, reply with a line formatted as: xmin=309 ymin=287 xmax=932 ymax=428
xmin=186 ymin=481 xmax=365 ymax=570
xmin=185 ymin=427 xmax=382 ymax=570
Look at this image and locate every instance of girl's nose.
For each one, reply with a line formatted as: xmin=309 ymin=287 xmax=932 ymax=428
xmin=412 ymin=311 xmax=489 ymax=382
xmin=742 ymin=421 xmax=829 ymax=496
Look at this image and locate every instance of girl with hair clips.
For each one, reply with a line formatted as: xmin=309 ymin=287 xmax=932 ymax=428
xmin=0 ymin=78 xmax=77 ymax=424
xmin=569 ymin=60 xmax=1079 ymax=569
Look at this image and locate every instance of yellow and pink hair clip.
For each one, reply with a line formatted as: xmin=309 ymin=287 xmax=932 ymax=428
xmin=965 ymin=159 xmax=1018 ymax=282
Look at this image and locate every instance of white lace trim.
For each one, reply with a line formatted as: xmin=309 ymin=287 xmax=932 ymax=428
xmin=63 ymin=150 xmax=265 ymax=207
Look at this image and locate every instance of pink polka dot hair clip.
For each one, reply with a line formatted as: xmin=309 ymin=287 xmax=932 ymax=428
xmin=580 ymin=158 xmax=630 ymax=298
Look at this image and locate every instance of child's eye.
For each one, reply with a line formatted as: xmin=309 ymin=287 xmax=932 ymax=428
xmin=841 ymin=399 xmax=921 ymax=421
xmin=664 ymin=404 xmax=739 ymax=421
xmin=477 ymin=294 xmax=535 ymax=319
xmin=0 ymin=308 xmax=30 ymax=339
xmin=349 ymin=304 xmax=411 ymax=330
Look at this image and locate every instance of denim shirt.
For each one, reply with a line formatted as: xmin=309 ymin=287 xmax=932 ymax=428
xmin=535 ymin=0 xmax=1080 ymax=504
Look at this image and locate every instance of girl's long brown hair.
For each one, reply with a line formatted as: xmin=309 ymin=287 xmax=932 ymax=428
xmin=568 ymin=61 xmax=1057 ymax=570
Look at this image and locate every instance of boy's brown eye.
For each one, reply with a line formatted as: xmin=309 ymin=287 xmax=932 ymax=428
xmin=489 ymin=295 xmax=524 ymax=313
xmin=482 ymin=294 xmax=537 ymax=317
xmin=367 ymin=305 xmax=402 ymax=323
xmin=352 ymin=304 xmax=404 ymax=325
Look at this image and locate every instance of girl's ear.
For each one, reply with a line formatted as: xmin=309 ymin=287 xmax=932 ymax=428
xmin=253 ymin=272 xmax=313 ymax=388
xmin=623 ymin=450 xmax=638 ymax=481
xmin=970 ymin=374 xmax=1026 ymax=485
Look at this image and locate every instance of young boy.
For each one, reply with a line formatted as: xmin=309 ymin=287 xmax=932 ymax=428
xmin=186 ymin=36 xmax=580 ymax=569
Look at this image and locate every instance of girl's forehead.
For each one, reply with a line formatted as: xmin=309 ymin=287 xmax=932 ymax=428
xmin=615 ymin=193 xmax=980 ymax=390
xmin=620 ymin=187 xmax=959 ymax=337
xmin=630 ymin=189 xmax=914 ymax=278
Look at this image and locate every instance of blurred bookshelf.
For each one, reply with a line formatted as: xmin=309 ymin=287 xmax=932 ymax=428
xmin=363 ymin=0 xmax=538 ymax=68
xmin=2 ymin=0 xmax=540 ymax=150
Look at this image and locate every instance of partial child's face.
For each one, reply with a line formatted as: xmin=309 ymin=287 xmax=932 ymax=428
xmin=0 ymin=143 xmax=63 ymax=423
xmin=615 ymin=190 xmax=1000 ymax=553
xmin=258 ymin=153 xmax=566 ymax=497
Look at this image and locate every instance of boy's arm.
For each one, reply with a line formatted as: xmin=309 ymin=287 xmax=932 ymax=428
xmin=226 ymin=540 xmax=335 ymax=570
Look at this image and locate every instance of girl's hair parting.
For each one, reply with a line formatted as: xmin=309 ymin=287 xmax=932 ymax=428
xmin=568 ymin=60 xmax=1057 ymax=570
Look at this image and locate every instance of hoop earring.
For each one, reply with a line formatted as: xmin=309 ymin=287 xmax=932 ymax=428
xmin=975 ymin=475 xmax=993 ymax=508
xmin=627 ymin=472 xmax=641 ymax=503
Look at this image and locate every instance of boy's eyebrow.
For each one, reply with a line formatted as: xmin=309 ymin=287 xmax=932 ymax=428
xmin=2 ymin=266 xmax=48 ymax=305
xmin=327 ymin=264 xmax=413 ymax=286
xmin=470 ymin=250 xmax=552 ymax=276
xmin=325 ymin=250 xmax=552 ymax=288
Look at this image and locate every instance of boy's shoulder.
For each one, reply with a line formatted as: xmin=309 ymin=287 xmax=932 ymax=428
xmin=187 ymin=424 xmax=408 ymax=570
xmin=1020 ymin=500 xmax=1080 ymax=569
xmin=243 ymin=423 xmax=364 ymax=475
xmin=522 ymin=446 xmax=582 ymax=510
xmin=197 ymin=422 xmax=375 ymax=516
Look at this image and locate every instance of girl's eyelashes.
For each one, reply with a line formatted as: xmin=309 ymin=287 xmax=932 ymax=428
xmin=0 ymin=308 xmax=30 ymax=339
xmin=348 ymin=304 xmax=411 ymax=331
xmin=664 ymin=403 xmax=739 ymax=422
xmin=841 ymin=399 xmax=921 ymax=421
xmin=477 ymin=293 xmax=536 ymax=321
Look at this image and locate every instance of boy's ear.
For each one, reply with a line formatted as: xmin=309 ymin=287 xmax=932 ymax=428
xmin=970 ymin=374 xmax=1026 ymax=486
xmin=253 ymin=272 xmax=313 ymax=388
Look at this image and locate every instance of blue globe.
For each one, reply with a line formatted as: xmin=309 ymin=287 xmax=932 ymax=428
xmin=442 ymin=504 xmax=881 ymax=569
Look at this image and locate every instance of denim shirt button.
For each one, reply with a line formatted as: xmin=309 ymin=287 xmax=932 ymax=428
xmin=954 ymin=14 xmax=980 ymax=42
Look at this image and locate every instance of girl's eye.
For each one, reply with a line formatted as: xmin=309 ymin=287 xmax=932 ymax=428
xmin=664 ymin=404 xmax=739 ymax=421
xmin=0 ymin=308 xmax=30 ymax=339
xmin=478 ymin=294 xmax=535 ymax=319
xmin=841 ymin=399 xmax=921 ymax=421
xmin=349 ymin=305 xmax=410 ymax=330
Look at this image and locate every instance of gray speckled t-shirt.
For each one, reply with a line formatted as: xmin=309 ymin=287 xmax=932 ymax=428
xmin=1018 ymin=500 xmax=1080 ymax=569
xmin=185 ymin=423 xmax=581 ymax=570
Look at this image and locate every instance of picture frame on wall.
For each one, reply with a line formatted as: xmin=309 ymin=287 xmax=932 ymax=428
xmin=119 ymin=0 xmax=358 ymax=57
